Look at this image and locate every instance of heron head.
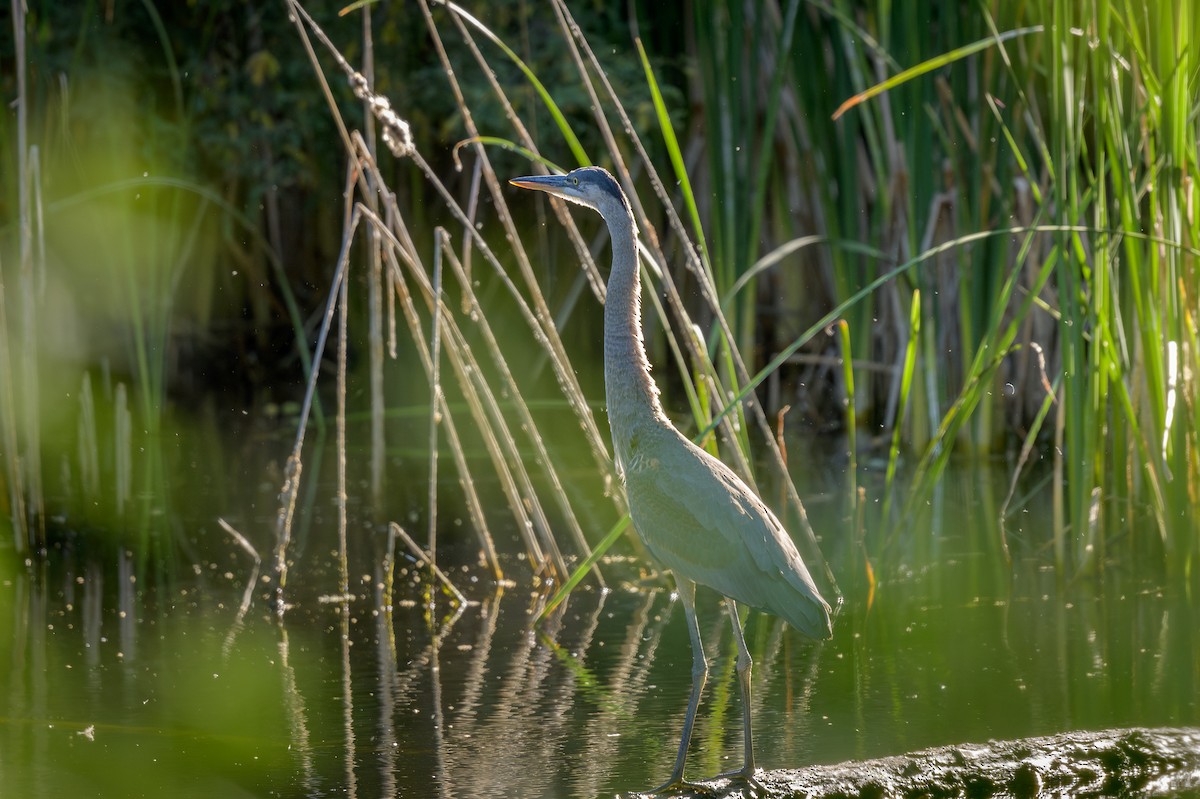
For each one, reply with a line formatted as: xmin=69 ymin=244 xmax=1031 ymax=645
xmin=510 ymin=166 xmax=628 ymax=216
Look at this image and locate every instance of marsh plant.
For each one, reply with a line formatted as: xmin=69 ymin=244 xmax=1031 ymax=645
xmin=2 ymin=2 xmax=1196 ymax=594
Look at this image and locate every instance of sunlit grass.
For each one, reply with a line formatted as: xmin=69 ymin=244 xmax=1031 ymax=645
xmin=744 ymin=2 xmax=1200 ymax=581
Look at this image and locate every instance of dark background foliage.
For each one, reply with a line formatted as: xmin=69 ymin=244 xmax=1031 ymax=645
xmin=1 ymin=1 xmax=682 ymax=397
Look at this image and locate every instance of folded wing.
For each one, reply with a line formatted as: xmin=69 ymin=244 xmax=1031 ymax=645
xmin=625 ymin=430 xmax=833 ymax=639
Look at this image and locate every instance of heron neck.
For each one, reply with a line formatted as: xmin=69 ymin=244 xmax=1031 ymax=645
xmin=602 ymin=206 xmax=668 ymax=451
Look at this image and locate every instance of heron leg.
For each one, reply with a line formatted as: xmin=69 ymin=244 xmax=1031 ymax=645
xmin=720 ymin=598 xmax=761 ymax=786
xmin=648 ymin=576 xmax=709 ymax=795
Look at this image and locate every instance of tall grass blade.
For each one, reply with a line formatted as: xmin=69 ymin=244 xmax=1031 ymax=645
xmin=635 ymin=38 xmax=708 ymax=268
xmin=837 ymin=320 xmax=858 ymax=512
xmin=537 ymin=514 xmax=630 ymax=622
xmin=832 ymin=26 xmax=1043 ymax=120
xmin=881 ymin=289 xmax=920 ymax=525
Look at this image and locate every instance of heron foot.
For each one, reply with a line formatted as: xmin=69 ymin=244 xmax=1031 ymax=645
xmin=641 ymin=776 xmax=716 ymax=797
xmin=712 ymin=767 xmax=767 ymax=797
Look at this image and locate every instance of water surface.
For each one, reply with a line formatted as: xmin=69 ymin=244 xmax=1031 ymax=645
xmin=1 ymin=444 xmax=1195 ymax=798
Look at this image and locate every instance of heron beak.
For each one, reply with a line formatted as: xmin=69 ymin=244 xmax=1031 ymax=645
xmin=509 ymin=173 xmax=572 ymax=198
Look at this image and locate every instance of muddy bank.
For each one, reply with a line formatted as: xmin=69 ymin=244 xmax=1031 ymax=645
xmin=625 ymin=727 xmax=1200 ymax=798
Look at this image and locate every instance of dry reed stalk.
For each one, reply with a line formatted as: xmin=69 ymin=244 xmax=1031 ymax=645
xmin=336 ymin=170 xmax=352 ymax=599
xmin=440 ymin=3 xmax=608 ymax=304
xmin=270 ymin=179 xmax=356 ymax=612
xmin=427 ymin=234 xmax=445 ymax=573
xmin=349 ymin=124 xmax=579 ymax=577
xmin=418 ymin=0 xmax=617 ymax=486
xmin=362 ymin=199 xmax=504 ymax=577
xmin=367 ymin=200 xmax=552 ymax=573
xmin=361 ymin=2 xmax=388 ymax=514
xmin=436 ymin=233 xmax=601 ymax=585
xmin=217 ymin=517 xmax=261 ymax=627
xmin=287 ymin=1 xmax=623 ymax=587
xmin=391 ymin=522 xmax=467 ymax=607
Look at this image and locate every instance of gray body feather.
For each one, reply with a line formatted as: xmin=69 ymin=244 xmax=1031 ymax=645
xmin=624 ymin=422 xmax=832 ymax=638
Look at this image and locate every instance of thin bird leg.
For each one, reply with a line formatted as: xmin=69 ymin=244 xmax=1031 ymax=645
xmin=649 ymin=576 xmax=709 ymax=794
xmin=721 ymin=598 xmax=761 ymax=784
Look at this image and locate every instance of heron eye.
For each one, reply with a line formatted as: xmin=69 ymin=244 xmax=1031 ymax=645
xmin=572 ymin=177 xmax=579 ymax=185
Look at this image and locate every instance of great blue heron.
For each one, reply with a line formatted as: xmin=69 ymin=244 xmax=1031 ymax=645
xmin=511 ymin=166 xmax=833 ymax=794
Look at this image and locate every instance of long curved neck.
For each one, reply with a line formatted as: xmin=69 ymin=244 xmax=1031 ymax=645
xmin=602 ymin=203 xmax=668 ymax=461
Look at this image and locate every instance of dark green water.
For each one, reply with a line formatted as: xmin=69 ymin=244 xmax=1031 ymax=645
xmin=1 ymin=436 xmax=1196 ymax=798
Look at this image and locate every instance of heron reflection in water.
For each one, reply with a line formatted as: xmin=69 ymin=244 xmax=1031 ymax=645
xmin=511 ymin=166 xmax=833 ymax=794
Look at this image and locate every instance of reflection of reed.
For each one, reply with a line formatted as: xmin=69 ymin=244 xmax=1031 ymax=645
xmin=771 ymin=618 xmax=824 ymax=763
xmin=277 ymin=626 xmax=317 ymax=793
xmin=449 ymin=591 xmax=502 ymax=737
xmin=8 ymin=568 xmax=48 ymax=788
xmin=534 ymin=592 xmax=611 ymax=796
xmin=1160 ymin=595 xmax=1196 ymax=721
xmin=372 ymin=568 xmax=400 ymax=798
xmin=339 ymin=603 xmax=358 ymax=799
xmin=358 ymin=595 xmax=473 ymax=792
xmin=414 ymin=586 xmax=824 ymax=796
xmin=83 ymin=561 xmax=103 ymax=671
xmin=429 ymin=603 xmax=468 ymax=799
xmin=374 ymin=588 xmax=609 ymax=797
xmin=570 ymin=589 xmax=665 ymax=796
xmin=440 ymin=594 xmax=562 ymax=796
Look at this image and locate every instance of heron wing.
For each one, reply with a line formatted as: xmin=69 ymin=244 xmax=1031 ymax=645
xmin=624 ymin=432 xmax=832 ymax=639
